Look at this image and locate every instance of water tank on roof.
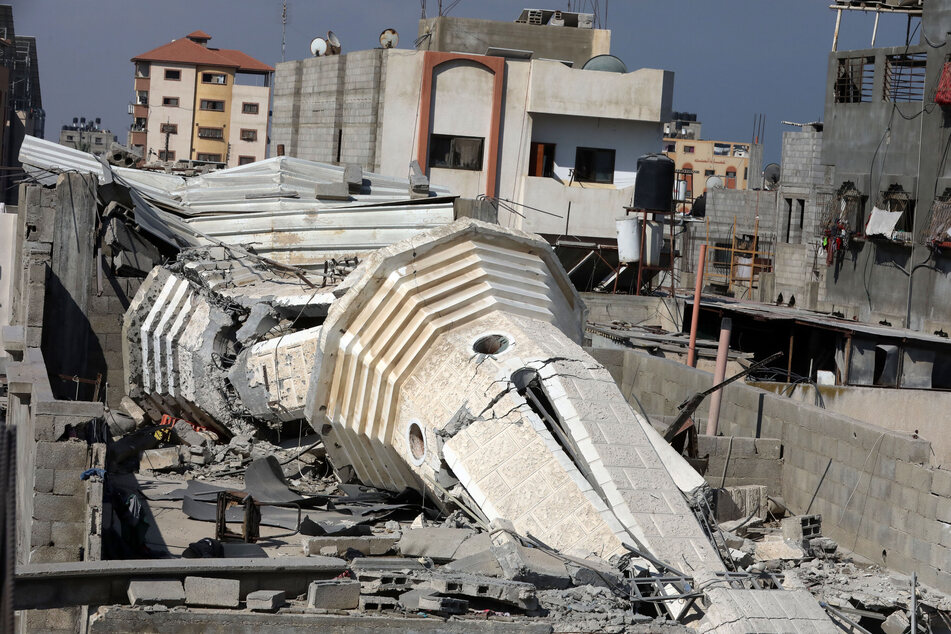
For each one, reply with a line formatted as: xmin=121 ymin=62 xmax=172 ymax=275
xmin=633 ymin=154 xmax=675 ymax=211
xmin=581 ymin=54 xmax=627 ymax=73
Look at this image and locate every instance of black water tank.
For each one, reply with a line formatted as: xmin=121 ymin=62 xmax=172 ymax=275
xmin=633 ymin=153 xmax=675 ymax=212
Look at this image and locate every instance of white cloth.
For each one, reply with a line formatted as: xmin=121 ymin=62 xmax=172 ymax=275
xmin=865 ymin=206 xmax=903 ymax=237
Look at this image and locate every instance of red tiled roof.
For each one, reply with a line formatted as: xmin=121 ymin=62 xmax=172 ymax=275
xmin=216 ymin=48 xmax=274 ymax=73
xmin=132 ymin=37 xmax=273 ymax=73
xmin=187 ymin=30 xmax=212 ymax=40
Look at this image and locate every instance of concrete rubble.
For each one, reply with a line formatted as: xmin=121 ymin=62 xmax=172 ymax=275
xmin=5 ymin=135 xmax=951 ymax=634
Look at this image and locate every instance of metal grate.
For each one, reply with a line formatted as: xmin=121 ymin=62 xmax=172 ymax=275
xmin=885 ymin=52 xmax=927 ymax=102
xmin=835 ymin=56 xmax=875 ymax=103
xmin=922 ymin=199 xmax=951 ymax=246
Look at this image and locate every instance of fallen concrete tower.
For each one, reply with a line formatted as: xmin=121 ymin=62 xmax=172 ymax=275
xmin=123 ymin=218 xmax=836 ymax=629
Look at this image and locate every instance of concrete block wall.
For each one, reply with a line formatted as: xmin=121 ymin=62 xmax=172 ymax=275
xmin=698 ymin=435 xmax=783 ymax=496
xmin=588 ymin=345 xmax=951 ymax=594
xmin=271 ymin=50 xmax=385 ymax=170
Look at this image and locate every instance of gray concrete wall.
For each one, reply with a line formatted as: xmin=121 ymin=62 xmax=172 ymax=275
xmin=270 ymin=49 xmax=385 ymax=170
xmin=418 ymin=16 xmax=611 ymax=68
xmin=581 ymin=292 xmax=683 ymax=332
xmin=590 ymin=346 xmax=951 ymax=593
xmin=820 ymin=0 xmax=951 ymax=330
xmin=697 ymin=435 xmax=783 ymax=496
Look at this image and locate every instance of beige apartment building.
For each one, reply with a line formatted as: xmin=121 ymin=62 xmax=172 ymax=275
xmin=129 ymin=31 xmax=272 ymax=167
xmin=664 ymin=137 xmax=751 ymax=202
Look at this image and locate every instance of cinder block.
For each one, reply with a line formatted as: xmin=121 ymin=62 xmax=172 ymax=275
xmin=307 ymin=579 xmax=360 ymax=610
xmin=247 ymin=589 xmax=286 ymax=612
xmin=932 ymin=469 xmax=951 ymax=498
xmin=184 ymin=576 xmax=240 ymax=608
xmin=128 ymin=579 xmax=185 ymax=607
xmin=53 ymin=470 xmax=85 ymax=496
xmin=35 ymin=441 xmax=88 ymax=469
xmin=51 ymin=521 xmax=86 ymax=548
xmin=33 ymin=493 xmax=84 ymax=522
xmin=31 ymin=520 xmax=52 ymax=548
xmin=35 ymin=468 xmax=54 ymax=493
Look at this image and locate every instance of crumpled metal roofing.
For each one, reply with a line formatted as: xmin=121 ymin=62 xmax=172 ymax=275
xmin=18 ymin=135 xmax=458 ymax=265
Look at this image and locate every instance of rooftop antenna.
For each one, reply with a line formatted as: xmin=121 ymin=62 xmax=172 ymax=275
xmin=281 ymin=0 xmax=287 ymax=62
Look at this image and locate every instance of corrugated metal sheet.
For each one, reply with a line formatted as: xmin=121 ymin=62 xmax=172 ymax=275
xmin=18 ymin=135 xmax=457 ymax=265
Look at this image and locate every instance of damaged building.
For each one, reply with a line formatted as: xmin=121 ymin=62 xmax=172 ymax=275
xmin=2 ymin=4 xmax=951 ymax=634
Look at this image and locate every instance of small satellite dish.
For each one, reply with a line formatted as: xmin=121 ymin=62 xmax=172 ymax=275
xmin=581 ymin=54 xmax=627 ymax=73
xmin=310 ymin=37 xmax=328 ymax=57
xmin=706 ymin=175 xmax=724 ymax=190
xmin=380 ymin=28 xmax=399 ymax=49
xmin=763 ymin=163 xmax=781 ymax=190
xmin=327 ymin=30 xmax=341 ymax=55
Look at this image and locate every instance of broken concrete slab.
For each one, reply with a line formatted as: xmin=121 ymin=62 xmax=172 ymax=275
xmin=418 ymin=594 xmax=468 ymax=614
xmin=302 ymin=535 xmax=398 ymax=558
xmin=184 ymin=576 xmax=239 ymax=608
xmin=127 ymin=579 xmax=185 ymax=607
xmin=428 ymin=571 xmax=538 ymax=611
xmin=140 ymin=447 xmax=182 ymax=471
xmin=444 ymin=549 xmax=504 ymax=578
xmin=246 ymin=589 xmax=286 ymax=612
xmin=306 ymin=579 xmax=360 ymax=610
xmin=396 ymin=527 xmax=479 ymax=563
xmin=715 ymin=485 xmax=768 ymax=522
xmin=489 ymin=521 xmax=570 ymax=589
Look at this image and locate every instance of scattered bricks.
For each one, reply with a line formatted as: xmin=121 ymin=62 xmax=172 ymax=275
xmin=418 ymin=594 xmax=469 ymax=614
xmin=428 ymin=571 xmax=538 ymax=611
xmin=119 ymin=396 xmax=148 ymax=426
xmin=184 ymin=576 xmax=240 ymax=608
xmin=187 ymin=446 xmax=213 ymax=466
xmin=306 ymin=579 xmax=360 ymax=610
xmin=246 ymin=590 xmax=286 ymax=612
xmin=127 ymin=579 xmax=185 ymax=607
xmin=359 ymin=595 xmax=400 ymax=612
xmin=882 ymin=609 xmax=910 ymax=634
xmin=303 ymin=535 xmax=398 ymax=557
xmin=139 ymin=447 xmax=182 ymax=471
xmin=782 ymin=515 xmax=821 ymax=545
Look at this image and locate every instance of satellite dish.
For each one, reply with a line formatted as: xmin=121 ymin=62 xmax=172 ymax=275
xmin=706 ymin=175 xmax=724 ymax=190
xmin=379 ymin=28 xmax=399 ymax=49
xmin=581 ymin=54 xmax=627 ymax=73
xmin=310 ymin=37 xmax=328 ymax=57
xmin=763 ymin=163 xmax=781 ymax=190
xmin=327 ymin=30 xmax=341 ymax=54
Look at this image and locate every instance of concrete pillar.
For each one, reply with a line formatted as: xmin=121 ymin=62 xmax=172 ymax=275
xmin=706 ymin=317 xmax=732 ymax=436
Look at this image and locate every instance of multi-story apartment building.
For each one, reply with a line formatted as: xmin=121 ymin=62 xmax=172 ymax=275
xmin=59 ymin=118 xmax=116 ymax=157
xmin=129 ymin=31 xmax=272 ymax=167
xmin=271 ymin=11 xmax=673 ymax=251
xmin=662 ymin=113 xmax=751 ymax=209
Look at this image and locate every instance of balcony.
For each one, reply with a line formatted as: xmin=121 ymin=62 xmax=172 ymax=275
xmin=517 ymin=175 xmax=634 ymax=239
xmin=526 ymin=60 xmax=673 ymax=123
xmin=134 ymin=77 xmax=150 ymax=92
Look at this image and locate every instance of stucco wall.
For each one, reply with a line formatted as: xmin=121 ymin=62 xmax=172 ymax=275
xmin=146 ymin=63 xmax=196 ymax=162
xmin=227 ymin=83 xmax=269 ymax=165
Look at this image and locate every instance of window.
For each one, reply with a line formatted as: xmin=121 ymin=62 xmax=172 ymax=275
xmin=744 ymin=166 xmax=748 ymax=180
xmin=835 ymin=56 xmax=875 ymax=103
xmin=242 ymin=102 xmax=259 ymax=115
xmin=238 ymin=156 xmax=255 ymax=165
xmin=164 ymin=69 xmax=181 ymax=81
xmin=664 ymin=142 xmax=676 ymax=153
xmin=732 ymin=144 xmax=749 ymax=157
xmin=240 ymin=128 xmax=257 ymax=142
xmin=94 ymin=137 xmax=103 ymax=146
xmin=65 ymin=134 xmax=74 ymax=141
xmin=160 ymin=123 xmax=178 ymax=134
xmin=202 ymin=72 xmax=227 ymax=85
xmin=726 ymin=168 xmax=737 ymax=189
xmin=529 ymin=142 xmax=555 ymax=177
xmin=574 ymin=147 xmax=615 ymax=184
xmin=682 ymin=163 xmax=694 ymax=198
xmin=162 ymin=96 xmax=179 ymax=107
xmin=158 ymin=150 xmax=175 ymax=161
xmin=704 ymin=169 xmax=716 ymax=177
xmin=135 ymin=61 xmax=150 ymax=78
xmin=885 ymin=53 xmax=927 ymax=102
xmin=798 ymin=199 xmax=805 ymax=230
xmin=684 ymin=145 xmax=695 ymax=154
xmin=428 ymin=134 xmax=484 ymax=171
xmin=881 ymin=186 xmax=916 ymax=236
xmin=713 ymin=143 xmax=731 ymax=156
xmin=136 ymin=91 xmax=149 ymax=106
xmin=198 ymin=127 xmax=224 ymax=140
xmin=200 ymin=99 xmax=225 ymax=111
xmin=196 ymin=152 xmax=222 ymax=162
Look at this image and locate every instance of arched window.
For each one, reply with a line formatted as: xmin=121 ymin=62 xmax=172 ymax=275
xmin=682 ymin=163 xmax=694 ymax=199
xmin=726 ymin=167 xmax=737 ymax=189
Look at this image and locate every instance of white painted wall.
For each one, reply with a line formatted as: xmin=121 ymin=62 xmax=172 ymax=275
xmin=146 ymin=63 xmax=196 ymax=162
xmin=228 ymin=84 xmax=270 ymax=166
xmin=377 ymin=50 xmax=424 ymax=178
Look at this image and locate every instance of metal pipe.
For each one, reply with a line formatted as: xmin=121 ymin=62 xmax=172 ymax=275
xmin=705 ymin=317 xmax=732 ymax=436
xmin=871 ymin=9 xmax=880 ymax=46
xmin=911 ymin=572 xmax=918 ymax=634
xmin=833 ymin=8 xmax=842 ymax=51
xmin=686 ymin=244 xmax=707 ymax=367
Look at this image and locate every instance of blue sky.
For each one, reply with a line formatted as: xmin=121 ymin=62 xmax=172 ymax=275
xmin=13 ymin=0 xmax=915 ymax=164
